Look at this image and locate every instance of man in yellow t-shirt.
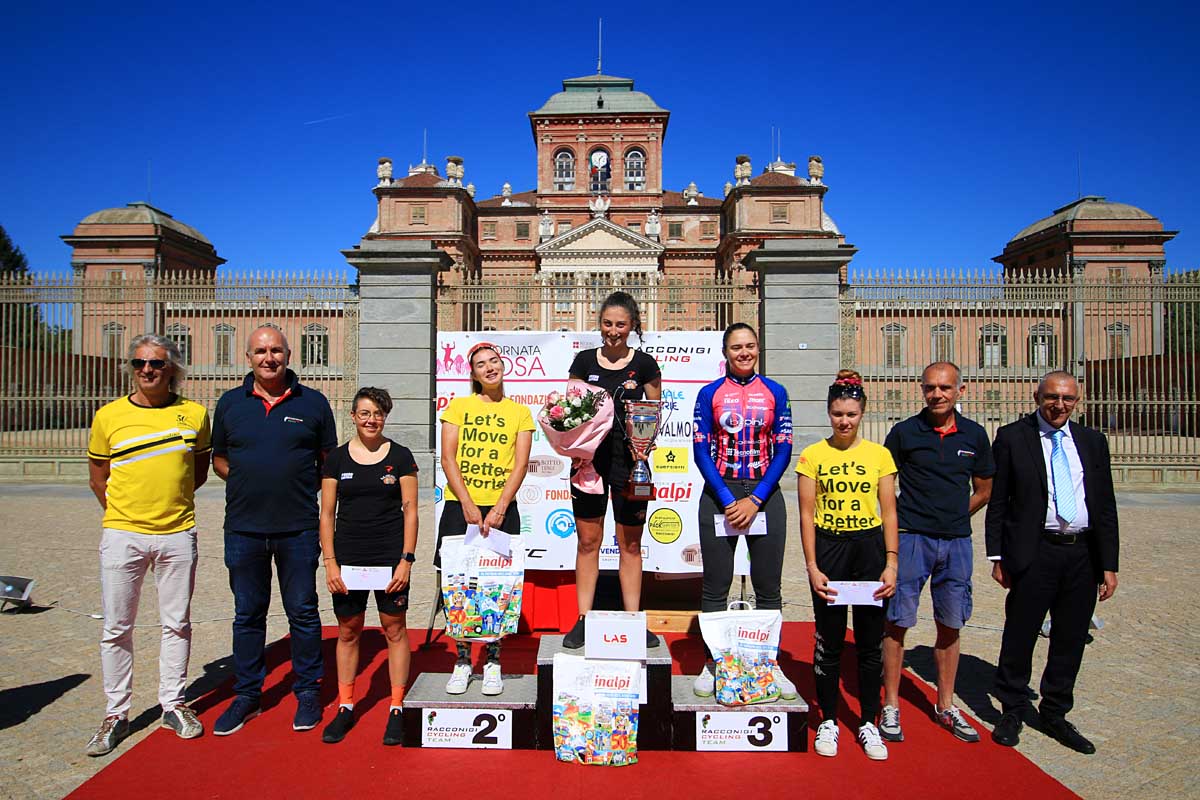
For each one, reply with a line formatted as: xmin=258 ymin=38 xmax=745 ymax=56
xmin=84 ymin=334 xmax=211 ymax=757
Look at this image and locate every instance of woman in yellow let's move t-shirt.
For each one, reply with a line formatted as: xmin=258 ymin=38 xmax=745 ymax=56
xmin=796 ymin=369 xmax=898 ymax=762
xmin=438 ymin=342 xmax=534 ymax=697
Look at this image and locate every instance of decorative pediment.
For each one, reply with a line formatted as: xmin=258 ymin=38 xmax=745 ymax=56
xmin=535 ymin=217 xmax=665 ymax=256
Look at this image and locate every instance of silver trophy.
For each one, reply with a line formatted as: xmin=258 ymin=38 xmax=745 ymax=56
xmin=623 ymin=399 xmax=663 ymax=500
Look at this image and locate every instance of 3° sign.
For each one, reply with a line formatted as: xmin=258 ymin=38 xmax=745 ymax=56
xmin=695 ymin=711 xmax=788 ymax=752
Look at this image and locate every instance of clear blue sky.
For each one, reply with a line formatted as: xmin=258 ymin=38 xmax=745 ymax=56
xmin=3 ymin=0 xmax=1197 ymax=273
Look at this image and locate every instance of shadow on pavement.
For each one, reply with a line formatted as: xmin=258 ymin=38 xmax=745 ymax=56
xmin=0 ymin=673 xmax=91 ymax=730
xmin=907 ymin=646 xmax=1004 ymax=725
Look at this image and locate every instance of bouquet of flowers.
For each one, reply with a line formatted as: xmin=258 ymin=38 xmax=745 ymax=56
xmin=538 ymin=379 xmax=614 ymax=495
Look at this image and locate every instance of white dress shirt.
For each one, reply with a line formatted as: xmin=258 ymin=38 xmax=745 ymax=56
xmin=1037 ymin=414 xmax=1090 ymax=533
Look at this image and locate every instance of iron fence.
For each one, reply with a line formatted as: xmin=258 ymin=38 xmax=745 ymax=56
xmin=0 ymin=270 xmax=359 ymax=457
xmin=842 ymin=267 xmax=1200 ymax=467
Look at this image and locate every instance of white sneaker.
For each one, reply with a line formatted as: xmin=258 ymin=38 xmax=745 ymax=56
xmin=445 ymin=663 xmax=471 ymax=695
xmin=772 ymin=665 xmax=798 ymax=700
xmin=858 ymin=722 xmax=888 ymax=760
xmin=481 ymin=662 xmax=503 ymax=696
xmin=814 ymin=719 xmax=839 ymax=757
xmin=693 ymin=663 xmax=715 ymax=697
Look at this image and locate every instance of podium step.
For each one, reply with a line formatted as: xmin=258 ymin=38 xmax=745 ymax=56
xmin=536 ymin=634 xmax=673 ymax=751
xmin=403 ymin=672 xmax=537 ymax=749
xmin=670 ymin=676 xmax=810 ymax=752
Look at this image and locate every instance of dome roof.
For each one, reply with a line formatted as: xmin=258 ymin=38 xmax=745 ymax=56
xmin=1009 ymin=196 xmax=1156 ymax=243
xmin=79 ymin=201 xmax=212 ymax=245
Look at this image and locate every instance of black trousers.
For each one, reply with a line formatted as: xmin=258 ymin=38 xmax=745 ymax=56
xmin=810 ymin=527 xmax=887 ymax=726
xmin=994 ymin=536 xmax=1098 ymax=719
xmin=698 ymin=481 xmax=787 ymax=613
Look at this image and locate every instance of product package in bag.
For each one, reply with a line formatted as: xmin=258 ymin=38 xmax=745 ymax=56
xmin=698 ymin=601 xmax=784 ymax=706
xmin=551 ymin=653 xmax=640 ymax=766
xmin=439 ymin=535 xmax=525 ymax=642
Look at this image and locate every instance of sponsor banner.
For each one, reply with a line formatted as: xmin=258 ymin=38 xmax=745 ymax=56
xmin=422 ymin=708 xmax=513 ymax=749
xmin=435 ymin=331 xmax=725 ymax=572
xmin=695 ymin=711 xmax=789 ymax=752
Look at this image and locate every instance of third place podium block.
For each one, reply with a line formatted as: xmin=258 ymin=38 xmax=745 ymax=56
xmin=671 ymin=677 xmax=810 ymax=752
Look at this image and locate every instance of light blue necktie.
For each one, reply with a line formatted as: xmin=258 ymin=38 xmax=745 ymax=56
xmin=1050 ymin=429 xmax=1077 ymax=524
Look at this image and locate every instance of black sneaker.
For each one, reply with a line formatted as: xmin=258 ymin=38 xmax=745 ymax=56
xmin=645 ymin=628 xmax=660 ymax=648
xmin=382 ymin=708 xmax=404 ymax=747
xmin=322 ymin=707 xmax=355 ymax=744
xmin=562 ymin=616 xmax=586 ymax=649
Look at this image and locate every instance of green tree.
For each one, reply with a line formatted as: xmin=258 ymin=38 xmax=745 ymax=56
xmin=1165 ymin=270 xmax=1200 ymax=355
xmin=0 ymin=224 xmax=30 ymax=276
xmin=0 ymin=225 xmax=70 ymax=353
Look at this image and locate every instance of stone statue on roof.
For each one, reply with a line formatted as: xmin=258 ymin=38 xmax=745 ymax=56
xmin=377 ymin=157 xmax=393 ymax=186
xmin=808 ymin=155 xmax=824 ymax=185
xmin=588 ymin=194 xmax=611 ymax=219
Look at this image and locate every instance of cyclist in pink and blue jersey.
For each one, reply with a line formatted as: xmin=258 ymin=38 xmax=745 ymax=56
xmin=690 ymin=323 xmax=796 ymax=699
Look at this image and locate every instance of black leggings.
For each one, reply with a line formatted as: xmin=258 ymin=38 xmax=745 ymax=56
xmin=810 ymin=527 xmax=887 ymax=726
xmin=698 ymin=481 xmax=786 ymax=613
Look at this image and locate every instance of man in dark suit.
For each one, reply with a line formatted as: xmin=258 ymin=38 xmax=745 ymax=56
xmin=986 ymin=371 xmax=1119 ymax=754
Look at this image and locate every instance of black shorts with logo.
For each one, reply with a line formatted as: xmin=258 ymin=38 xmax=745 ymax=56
xmin=331 ymin=559 xmax=410 ymax=618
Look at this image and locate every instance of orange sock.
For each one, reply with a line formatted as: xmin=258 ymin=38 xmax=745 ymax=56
xmin=390 ymin=685 xmax=406 ymax=708
xmin=338 ymin=680 xmax=355 ymax=706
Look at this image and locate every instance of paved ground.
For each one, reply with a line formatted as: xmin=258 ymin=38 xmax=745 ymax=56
xmin=1 ymin=484 xmax=1197 ymax=799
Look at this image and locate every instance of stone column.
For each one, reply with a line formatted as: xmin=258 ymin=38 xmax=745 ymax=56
xmin=342 ymin=239 xmax=452 ymax=476
xmin=745 ymin=239 xmax=857 ymax=450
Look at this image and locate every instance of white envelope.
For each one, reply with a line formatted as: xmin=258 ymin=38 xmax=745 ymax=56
xmin=464 ymin=524 xmax=512 ymax=557
xmin=340 ymin=565 xmax=393 ymax=591
xmin=827 ymin=580 xmax=884 ymax=606
xmin=714 ymin=512 xmax=768 ymax=537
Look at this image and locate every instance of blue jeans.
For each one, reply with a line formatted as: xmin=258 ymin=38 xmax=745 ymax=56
xmin=224 ymin=529 xmax=323 ymax=700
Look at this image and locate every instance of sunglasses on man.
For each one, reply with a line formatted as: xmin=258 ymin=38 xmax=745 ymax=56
xmin=130 ymin=358 xmax=168 ymax=370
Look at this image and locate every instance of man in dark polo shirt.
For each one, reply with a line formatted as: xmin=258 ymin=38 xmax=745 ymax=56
xmin=879 ymin=361 xmax=994 ymax=743
xmin=210 ymin=325 xmax=337 ymax=736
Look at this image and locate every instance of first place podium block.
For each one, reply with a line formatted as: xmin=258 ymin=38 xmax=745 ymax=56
xmin=671 ymin=677 xmax=810 ymax=752
xmin=403 ymin=672 xmax=538 ymax=749
xmin=536 ymin=634 xmax=674 ymax=751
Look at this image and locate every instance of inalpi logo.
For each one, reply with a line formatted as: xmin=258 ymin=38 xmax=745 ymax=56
xmin=737 ymin=627 xmax=770 ymax=643
xmin=594 ymin=675 xmax=632 ymax=690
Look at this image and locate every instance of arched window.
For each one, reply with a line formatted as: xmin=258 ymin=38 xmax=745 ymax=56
xmin=624 ymin=148 xmax=646 ymax=191
xmin=1106 ymin=321 xmax=1131 ymax=359
xmin=301 ymin=323 xmax=329 ymax=368
xmin=214 ymin=324 xmax=236 ymax=367
xmin=102 ymin=322 xmax=125 ymax=359
xmin=588 ymin=148 xmax=611 ymax=193
xmin=882 ymin=323 xmax=906 ymax=368
xmin=553 ymin=149 xmax=575 ymax=191
xmin=930 ymin=322 xmax=955 ymax=364
xmin=979 ymin=323 xmax=1008 ymax=368
xmin=1027 ymin=323 xmax=1056 ymax=369
xmin=165 ymin=323 xmax=191 ymax=366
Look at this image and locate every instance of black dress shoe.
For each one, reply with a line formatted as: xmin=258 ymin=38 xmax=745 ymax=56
xmin=1041 ymin=715 xmax=1096 ymax=754
xmin=992 ymin=709 xmax=1023 ymax=747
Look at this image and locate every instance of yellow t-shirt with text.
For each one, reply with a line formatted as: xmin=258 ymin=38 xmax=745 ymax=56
xmin=795 ymin=438 xmax=896 ymax=532
xmin=441 ymin=394 xmax=535 ymax=505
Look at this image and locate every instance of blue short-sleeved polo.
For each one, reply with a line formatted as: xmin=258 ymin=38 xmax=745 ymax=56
xmin=883 ymin=410 xmax=995 ymax=538
xmin=211 ymin=370 xmax=338 ymax=533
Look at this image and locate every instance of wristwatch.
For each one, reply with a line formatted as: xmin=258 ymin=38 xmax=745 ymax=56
xmin=401 ymin=552 xmax=416 ymax=564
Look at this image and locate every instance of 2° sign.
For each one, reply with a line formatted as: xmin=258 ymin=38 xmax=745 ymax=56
xmin=422 ymin=708 xmax=513 ymax=749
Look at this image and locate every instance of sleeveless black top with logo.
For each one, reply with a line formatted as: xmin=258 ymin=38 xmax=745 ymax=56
xmin=569 ymin=348 xmax=661 ymax=483
xmin=322 ymin=440 xmax=418 ymax=565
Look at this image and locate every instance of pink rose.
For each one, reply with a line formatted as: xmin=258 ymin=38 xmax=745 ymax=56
xmin=567 ymin=387 xmax=583 ymax=399
xmin=549 ymin=405 xmax=566 ymax=421
xmin=546 ymin=391 xmax=561 ymax=406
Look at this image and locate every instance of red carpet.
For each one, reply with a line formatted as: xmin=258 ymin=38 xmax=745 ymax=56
xmin=69 ymin=623 xmax=1077 ymax=800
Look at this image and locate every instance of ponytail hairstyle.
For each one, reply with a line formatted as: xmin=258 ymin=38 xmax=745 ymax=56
xmin=827 ymin=368 xmax=866 ymax=409
xmin=598 ymin=291 xmax=644 ymax=344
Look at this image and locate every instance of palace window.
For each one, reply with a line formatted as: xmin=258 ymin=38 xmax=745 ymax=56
xmin=515 ymin=221 xmax=531 ymax=239
xmin=214 ymin=324 xmax=236 ymax=367
xmin=668 ymin=221 xmax=683 ymax=239
xmin=481 ymin=221 xmax=497 ymax=239
xmin=627 ymin=220 xmax=642 ymax=234
xmin=410 ymin=205 xmax=426 ymax=224
xmin=102 ymin=322 xmax=125 ymax=359
xmin=771 ymin=204 xmax=788 ymax=223
xmin=1028 ymin=323 xmax=1056 ymax=368
xmin=882 ymin=323 xmax=906 ymax=368
xmin=979 ymin=323 xmax=1008 ymax=368
xmin=588 ymin=148 xmax=612 ymax=193
xmin=104 ymin=269 xmax=125 ymax=303
xmin=301 ymin=323 xmax=329 ymax=368
xmin=165 ymin=323 xmax=191 ymax=366
xmin=624 ymin=148 xmax=646 ymax=191
xmin=700 ymin=221 xmax=717 ymax=238
xmin=553 ymin=149 xmax=575 ymax=191
xmin=1107 ymin=267 xmax=1129 ymax=301
xmin=1107 ymin=321 xmax=1131 ymax=359
xmin=930 ymin=322 xmax=955 ymax=363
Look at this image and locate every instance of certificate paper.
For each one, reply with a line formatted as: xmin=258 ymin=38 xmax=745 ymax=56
xmin=713 ymin=513 xmax=768 ymax=537
xmin=464 ymin=524 xmax=512 ymax=558
xmin=340 ymin=566 xmax=392 ymax=591
xmin=827 ymin=581 xmax=884 ymax=606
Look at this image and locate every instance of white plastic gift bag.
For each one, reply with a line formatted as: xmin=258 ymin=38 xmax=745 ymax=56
xmin=439 ymin=535 xmax=525 ymax=642
xmin=698 ymin=601 xmax=784 ymax=706
xmin=551 ymin=653 xmax=640 ymax=766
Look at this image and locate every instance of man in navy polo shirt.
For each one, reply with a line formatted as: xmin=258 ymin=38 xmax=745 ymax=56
xmin=210 ymin=325 xmax=337 ymax=735
xmin=879 ymin=362 xmax=994 ymax=743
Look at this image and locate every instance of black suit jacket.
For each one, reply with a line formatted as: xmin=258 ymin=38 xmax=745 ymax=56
xmin=985 ymin=413 xmax=1119 ymax=578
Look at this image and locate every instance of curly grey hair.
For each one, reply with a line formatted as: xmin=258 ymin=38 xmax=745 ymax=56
xmin=127 ymin=333 xmax=187 ymax=391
